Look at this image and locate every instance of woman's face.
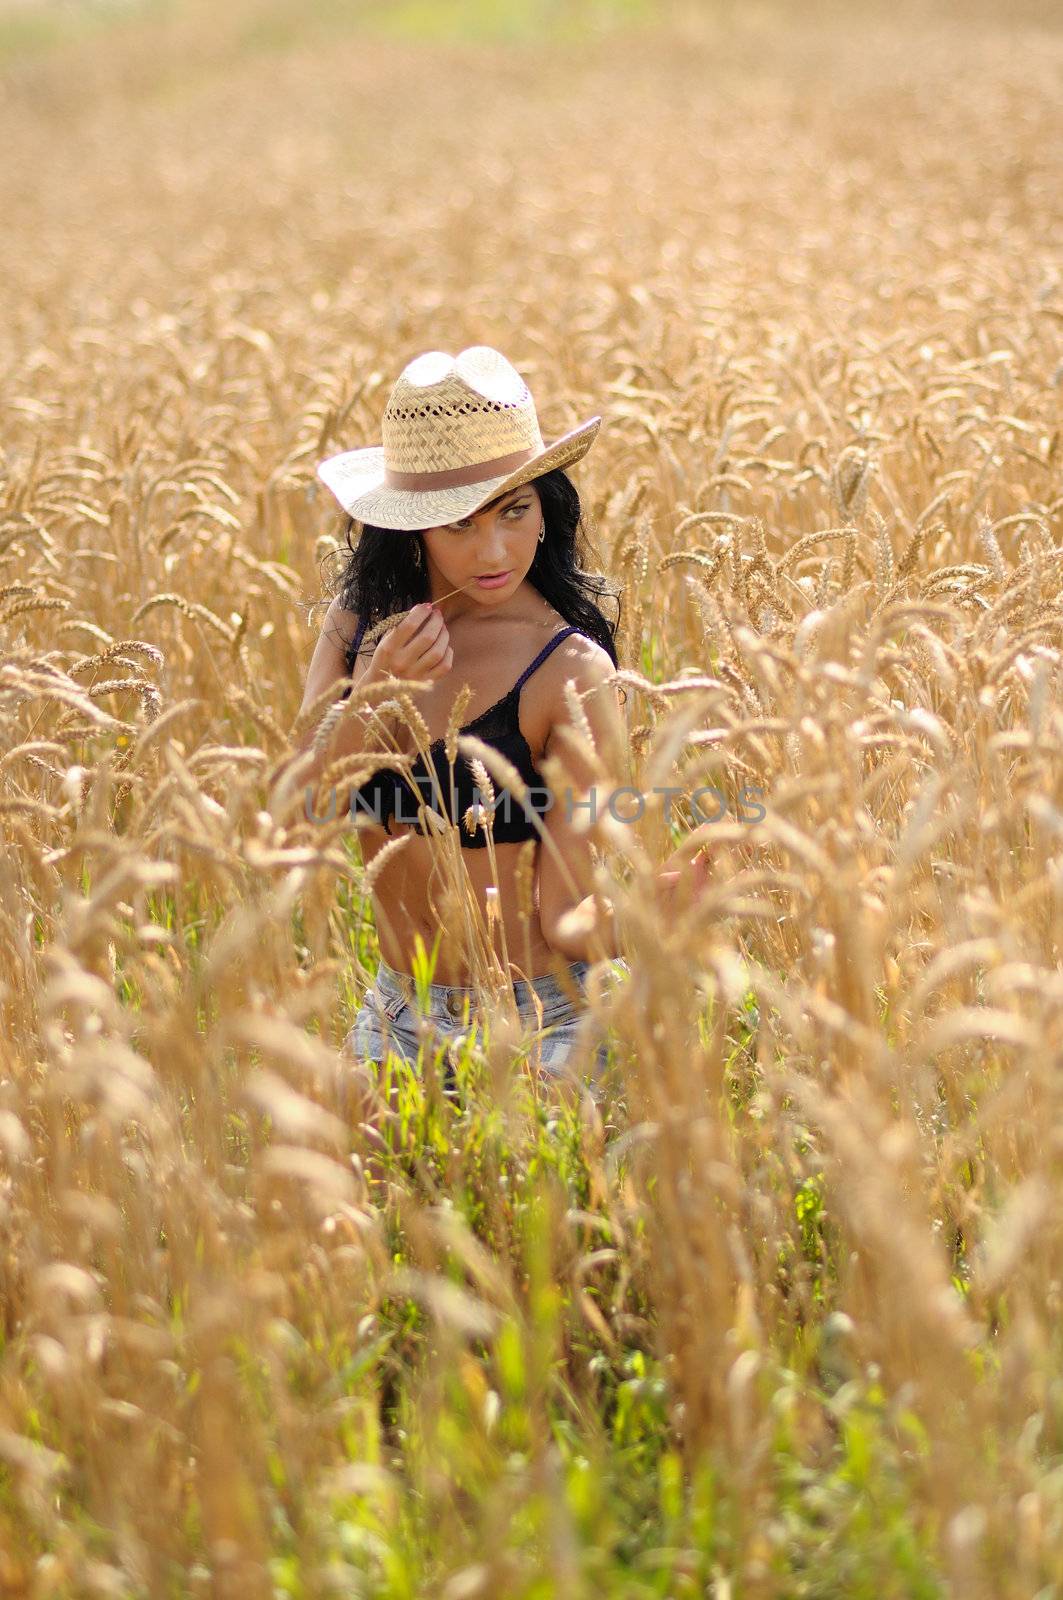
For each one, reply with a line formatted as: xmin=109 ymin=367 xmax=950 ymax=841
xmin=420 ymin=484 xmax=542 ymax=608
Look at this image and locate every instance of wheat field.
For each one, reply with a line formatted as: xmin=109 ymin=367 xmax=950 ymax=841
xmin=1 ymin=0 xmax=1062 ymax=1593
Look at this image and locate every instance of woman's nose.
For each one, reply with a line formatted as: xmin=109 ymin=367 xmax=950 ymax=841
xmin=477 ymin=516 xmax=508 ymax=555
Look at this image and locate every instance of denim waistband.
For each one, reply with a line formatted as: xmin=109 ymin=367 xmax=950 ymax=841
xmin=373 ymin=955 xmax=628 ymax=1024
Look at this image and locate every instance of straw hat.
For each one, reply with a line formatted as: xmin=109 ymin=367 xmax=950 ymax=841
xmin=316 ymin=345 xmax=601 ymax=532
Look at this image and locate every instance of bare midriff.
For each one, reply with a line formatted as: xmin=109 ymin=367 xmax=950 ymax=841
xmin=359 ymin=824 xmax=561 ymax=985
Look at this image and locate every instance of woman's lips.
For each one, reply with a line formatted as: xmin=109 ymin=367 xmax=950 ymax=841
xmin=474 ymin=570 xmax=512 ymax=588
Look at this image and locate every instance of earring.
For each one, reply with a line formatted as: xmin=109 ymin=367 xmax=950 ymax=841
xmin=537 ymin=521 xmax=546 ymax=544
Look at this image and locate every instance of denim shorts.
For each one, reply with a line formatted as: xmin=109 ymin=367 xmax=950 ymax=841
xmin=344 ymin=956 xmax=629 ymax=1087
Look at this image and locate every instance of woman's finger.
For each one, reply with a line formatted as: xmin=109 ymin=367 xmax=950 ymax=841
xmin=393 ymin=601 xmax=434 ymax=636
xmin=409 ymin=625 xmax=450 ymax=672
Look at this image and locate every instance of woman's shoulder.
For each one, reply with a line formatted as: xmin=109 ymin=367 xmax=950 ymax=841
xmin=321 ymin=594 xmax=375 ymax=663
xmin=321 ymin=591 xmax=361 ymax=639
xmin=312 ymin=595 xmax=374 ymax=688
xmin=544 ymin=628 xmax=616 ymax=685
xmin=535 ymin=610 xmax=613 ymax=669
xmin=534 ymin=626 xmax=625 ymax=770
xmin=525 ymin=615 xmax=618 ymax=704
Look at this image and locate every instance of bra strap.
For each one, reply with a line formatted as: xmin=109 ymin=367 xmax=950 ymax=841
xmin=334 ymin=614 xmax=368 ymax=704
xmin=512 ymin=625 xmax=583 ymax=695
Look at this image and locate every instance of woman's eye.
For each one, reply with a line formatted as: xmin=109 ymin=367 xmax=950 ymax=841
xmin=450 ymin=502 xmax=529 ymax=531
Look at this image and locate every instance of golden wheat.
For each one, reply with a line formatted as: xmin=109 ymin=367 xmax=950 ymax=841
xmin=1 ymin=0 xmax=1061 ymax=1589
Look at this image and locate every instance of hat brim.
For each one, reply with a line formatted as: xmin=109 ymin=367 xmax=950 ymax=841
xmin=316 ymin=415 xmax=602 ymax=531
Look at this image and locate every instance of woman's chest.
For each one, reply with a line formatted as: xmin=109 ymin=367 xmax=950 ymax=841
xmin=389 ymin=669 xmax=553 ymax=767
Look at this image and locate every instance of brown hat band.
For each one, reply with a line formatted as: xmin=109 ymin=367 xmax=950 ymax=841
xmin=383 ymin=445 xmax=538 ymax=491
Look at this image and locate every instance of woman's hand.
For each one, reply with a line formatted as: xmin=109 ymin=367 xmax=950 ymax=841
xmin=368 ymin=602 xmax=453 ymax=685
xmin=654 ymin=825 xmax=716 ymax=908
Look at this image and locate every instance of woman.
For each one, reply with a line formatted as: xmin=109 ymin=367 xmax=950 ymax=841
xmin=294 ymin=345 xmax=709 ymax=1088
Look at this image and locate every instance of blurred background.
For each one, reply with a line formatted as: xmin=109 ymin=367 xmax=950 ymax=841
xmin=3 ymin=1 xmax=1063 ymax=1595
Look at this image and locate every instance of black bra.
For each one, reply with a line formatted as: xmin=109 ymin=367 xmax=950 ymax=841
xmin=340 ymin=617 xmax=588 ymax=849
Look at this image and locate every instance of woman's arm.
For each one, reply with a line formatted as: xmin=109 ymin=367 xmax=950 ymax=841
xmin=535 ymin=645 xmax=715 ymax=962
xmin=280 ymin=597 xmax=369 ymax=792
xmin=534 ymin=641 xmax=628 ymax=964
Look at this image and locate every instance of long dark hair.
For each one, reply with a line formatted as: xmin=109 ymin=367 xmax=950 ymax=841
xmin=325 ymin=468 xmax=622 ymax=677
